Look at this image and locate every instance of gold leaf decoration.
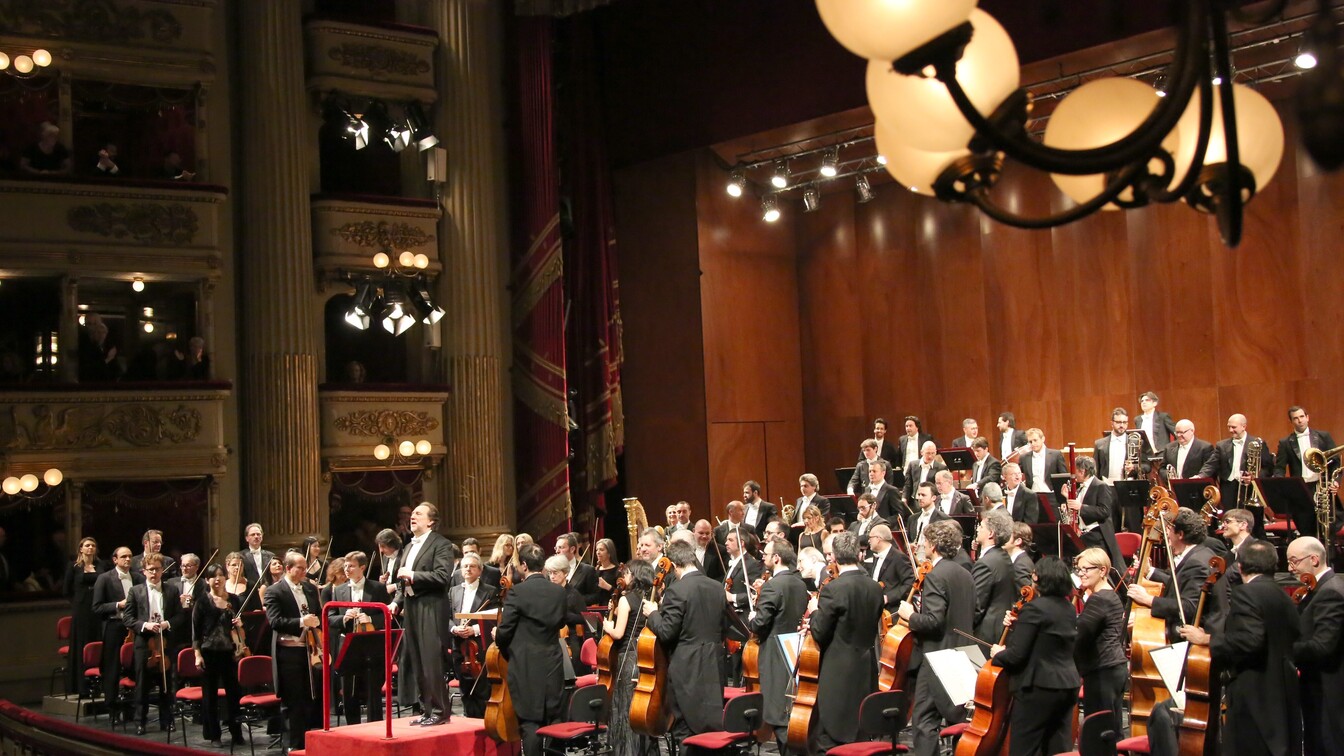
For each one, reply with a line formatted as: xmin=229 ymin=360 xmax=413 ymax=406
xmin=67 ymin=203 xmax=199 ymax=246
xmin=334 ymin=410 xmax=440 ymax=438
xmin=333 ymin=220 xmax=434 ymax=250
xmin=327 ymin=43 xmax=430 ymax=76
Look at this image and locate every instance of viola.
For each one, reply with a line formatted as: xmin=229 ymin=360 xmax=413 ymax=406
xmin=954 ymin=584 xmax=1037 ymax=756
xmin=1294 ymin=572 xmax=1318 ymax=604
xmin=229 ymin=602 xmax=251 ymax=659
xmin=1177 ymin=555 xmax=1226 ymax=756
xmin=300 ymin=606 xmax=324 ymax=670
xmin=1129 ymin=490 xmax=1180 ymax=736
xmin=878 ymin=560 xmax=933 ymax=694
xmin=786 ymin=563 xmax=840 ymax=753
xmin=595 ymin=575 xmax=627 ymax=692
xmin=484 ymin=576 xmax=519 ymax=743
xmin=630 ymin=557 xmax=674 ymax=737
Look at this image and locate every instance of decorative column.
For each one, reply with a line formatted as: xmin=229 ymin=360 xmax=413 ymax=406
xmin=413 ymin=0 xmax=514 ymax=538
xmin=236 ymin=0 xmax=322 ymax=544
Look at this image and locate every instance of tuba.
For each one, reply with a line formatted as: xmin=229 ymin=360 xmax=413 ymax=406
xmin=625 ymin=497 xmax=648 ymax=558
xmin=1236 ymin=438 xmax=1264 ymax=508
xmin=1306 ymin=445 xmax=1344 ymax=552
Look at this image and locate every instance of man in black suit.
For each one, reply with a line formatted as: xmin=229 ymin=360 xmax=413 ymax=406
xmin=999 ymin=463 xmax=1041 ymax=524
xmin=903 ymin=442 xmax=947 ymax=503
xmin=949 ymin=418 xmax=980 ymax=449
xmin=1200 ymin=413 xmax=1275 ymax=513
xmin=166 ymin=553 xmax=206 ymax=653
xmin=445 ymin=552 xmax=497 ymax=718
xmin=642 ymin=539 xmax=727 ymax=748
xmin=496 ymin=543 xmax=567 ymax=756
xmin=897 ymin=519 xmax=976 ymax=756
xmin=863 ymin=524 xmax=914 ymax=607
xmin=714 ymin=501 xmax=757 ymax=548
xmin=263 ymin=552 xmax=323 ymax=751
xmin=1136 ymin=391 xmax=1178 ymax=453
xmin=121 ymin=553 xmax=185 ymax=734
xmin=871 ymin=417 xmax=904 ymax=469
xmin=724 ymin=529 xmax=763 ymax=685
xmin=326 ymin=551 xmax=391 ymax=724
xmin=895 ymin=416 xmax=938 ymax=471
xmin=749 ymin=540 xmax=808 ymax=753
xmin=849 ymin=493 xmax=888 ymax=556
xmin=390 ymin=503 xmax=455 ymax=725
xmin=449 ymin=538 xmax=501 ymax=589
xmin=1020 ymin=428 xmax=1069 ymax=505
xmin=1069 ymin=457 xmax=1127 ymax=576
xmin=809 ymin=531 xmax=885 ymax=752
xmin=1007 ymin=522 xmax=1036 ymax=590
xmin=849 ymin=439 xmax=889 ymax=495
xmin=967 ymin=437 xmax=1002 ymax=493
xmin=129 ymin=529 xmax=177 ymax=580
xmin=1180 ymin=540 xmax=1300 ymax=756
xmin=741 ymin=480 xmax=778 ymax=530
xmin=691 ymin=519 xmax=728 ymax=580
xmin=793 ymin=473 xmax=830 ymax=527
xmin=1127 ymin=507 xmax=1215 ymax=642
xmin=933 ymin=471 xmax=974 ymax=516
xmin=861 ymin=460 xmax=904 ymax=520
xmin=92 ymin=546 xmax=141 ymax=721
xmin=240 ymin=522 xmax=275 ymax=589
xmin=906 ymin=482 xmax=949 ymax=563
xmin=970 ymin=509 xmax=1018 ymax=643
xmin=996 ymin=412 xmax=1030 ymax=463
xmin=1161 ymin=419 xmax=1215 ymax=480
xmin=1095 ymin=408 xmax=1141 ymax=484
xmin=554 ymin=532 xmax=599 ymax=605
xmin=1275 ymin=406 xmax=1340 ymax=539
xmin=1287 ymin=536 xmax=1344 ymax=756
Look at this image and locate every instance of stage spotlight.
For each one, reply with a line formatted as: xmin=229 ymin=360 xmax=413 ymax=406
xmin=405 ymin=102 xmax=439 ymax=151
xmin=820 ymin=148 xmax=839 ymax=177
xmin=803 ymin=186 xmax=820 ymax=212
xmin=771 ymin=161 xmax=790 ymax=189
xmin=726 ymin=169 xmax=746 ymax=197
xmin=761 ymin=194 xmax=781 ymax=222
xmin=856 ymin=173 xmax=874 ymax=203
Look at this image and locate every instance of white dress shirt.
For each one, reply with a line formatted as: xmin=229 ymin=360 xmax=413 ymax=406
xmin=401 ymin=534 xmax=427 ymax=596
xmin=144 ymin=583 xmax=164 ymax=630
xmin=1176 ymin=442 xmax=1191 ymax=478
xmin=1107 ymin=434 xmax=1127 ymax=482
xmin=1229 ymin=438 xmax=1245 ymax=480
xmin=1031 ymin=452 xmax=1049 ymax=493
xmin=118 ymin=569 xmax=133 ymax=598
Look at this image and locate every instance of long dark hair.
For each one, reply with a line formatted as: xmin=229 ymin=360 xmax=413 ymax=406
xmin=625 ymin=559 xmax=655 ymax=598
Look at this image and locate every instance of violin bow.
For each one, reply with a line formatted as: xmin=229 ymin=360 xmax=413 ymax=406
xmin=1157 ymin=509 xmax=1188 ymax=627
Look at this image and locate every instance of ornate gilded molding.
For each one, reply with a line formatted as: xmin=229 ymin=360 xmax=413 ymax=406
xmin=333 ymin=220 xmax=433 ymax=250
xmin=67 ymin=202 xmax=199 ymax=246
xmin=334 ymin=409 xmax=440 ymax=438
xmin=0 ymin=0 xmax=183 ymax=45
xmin=3 ymin=403 xmax=202 ymax=449
xmin=327 ymin=43 xmax=429 ymax=76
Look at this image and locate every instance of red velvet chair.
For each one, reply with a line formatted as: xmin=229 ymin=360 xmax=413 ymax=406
xmin=50 ymin=615 xmax=72 ymax=695
xmin=74 ymin=641 xmax=103 ymax=722
xmin=825 ymin=690 xmax=910 ymax=755
xmin=174 ymin=647 xmax=225 ymax=746
xmin=574 ymin=637 xmax=600 ymax=688
xmin=236 ymin=655 xmax=281 ymax=756
xmin=1115 ymin=734 xmax=1151 ymax=754
xmin=536 ymin=683 xmax=608 ymax=755
xmin=680 ymin=690 xmax=764 ymax=755
xmin=1115 ymin=532 xmax=1142 ymax=562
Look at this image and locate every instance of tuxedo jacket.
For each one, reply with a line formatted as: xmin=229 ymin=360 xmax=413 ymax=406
xmin=1019 ymin=448 xmax=1069 ymax=502
xmin=1213 ymin=576 xmax=1301 ymax=756
xmin=862 ymin=482 xmax=904 ymax=520
xmin=872 ymin=438 xmax=903 ymax=469
xmin=495 ymin=574 xmax=568 ymax=722
xmin=1150 ymin=545 xmax=1215 ymax=642
xmin=645 ymin=570 xmax=728 ymax=734
xmin=392 ymin=531 xmax=456 ymax=603
xmin=714 ymin=521 xmax=757 ymax=547
xmin=130 ymin=553 xmax=178 ymax=580
xmin=1294 ymin=570 xmax=1344 ymax=755
xmin=93 ymin=568 xmax=143 ymax=641
xmin=725 ymin=554 xmax=765 ymax=614
xmin=810 ymin=570 xmax=885 ymax=743
xmin=894 ymin=432 xmax=938 ymax=469
xmin=699 ymin=541 xmax=728 ymax=582
xmin=906 ymin=557 xmax=976 ymax=670
xmin=742 ymin=500 xmax=778 ymax=530
xmin=449 ymin=562 xmax=502 ymax=590
xmin=903 ymin=459 xmax=948 ymax=502
xmin=949 ymin=435 xmax=977 ymax=449
xmin=1275 ymin=429 xmax=1339 ymax=478
xmin=971 ymin=546 xmax=1018 ymax=643
xmin=446 ymin=581 xmax=498 ymax=669
xmin=567 ymin=562 xmax=601 ymax=606
xmin=1004 ymin=484 xmax=1041 ymax=524
xmin=1077 ymin=481 xmax=1126 ymax=575
xmin=935 ymin=490 xmax=974 ymax=516
xmin=969 ymin=454 xmax=1002 ymax=489
xmin=1200 ymin=437 xmax=1275 ymax=482
xmin=1094 ymin=434 xmax=1142 ymax=482
xmin=1163 ymin=439 xmax=1215 ymax=479
xmin=1135 ymin=411 xmax=1177 ymax=452
xmin=998 ymin=429 xmax=1030 ymax=461
xmin=240 ymin=548 xmax=275 ymax=587
xmin=121 ymin=581 xmax=186 ymax=651
xmin=905 ymin=508 xmax=949 ymax=551
xmin=863 ymin=547 xmax=914 ymax=607
xmin=849 ymin=515 xmax=889 ymax=547
xmin=1010 ymin=551 xmax=1035 ymax=591
xmin=794 ymin=494 xmax=830 ymax=523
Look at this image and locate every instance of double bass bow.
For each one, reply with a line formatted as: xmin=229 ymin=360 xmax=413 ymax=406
xmin=483 ymin=575 xmax=518 ymax=742
xmin=1176 ymin=555 xmax=1226 ymax=756
xmin=1128 ymin=488 xmax=1179 ymax=736
xmin=954 ymin=583 xmax=1038 ymax=756
xmin=786 ymin=562 xmax=840 ymax=753
xmin=629 ymin=556 xmax=674 ymax=737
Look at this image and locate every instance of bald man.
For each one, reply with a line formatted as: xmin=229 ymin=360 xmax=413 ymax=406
xmin=903 ymin=442 xmax=947 ymax=503
xmin=1200 ymin=414 xmax=1275 ymax=515
xmin=1162 ymin=419 xmax=1215 ymax=480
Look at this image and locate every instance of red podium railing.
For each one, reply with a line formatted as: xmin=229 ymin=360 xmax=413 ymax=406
xmin=320 ymin=601 xmax=396 ymax=740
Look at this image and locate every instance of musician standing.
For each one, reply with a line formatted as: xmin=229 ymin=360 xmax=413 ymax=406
xmin=130 ymin=529 xmax=177 ymax=579
xmin=724 ymin=528 xmax=763 ymax=685
xmin=897 ymin=520 xmax=976 ymax=756
xmin=1199 ymin=414 xmax=1275 ymax=516
xmin=495 ymin=543 xmax=567 ymax=756
xmin=1073 ymin=548 xmax=1127 ymax=723
xmin=556 ymin=533 xmax=599 ymax=605
xmin=741 ymin=481 xmax=778 ymax=529
xmin=241 ymin=523 xmax=274 ymax=594
xmin=1180 ymin=540 xmax=1300 ymax=756
xmin=971 ymin=510 xmax=1018 ymax=643
xmin=192 ymin=563 xmax=244 ymax=747
xmin=849 ymin=493 xmax=888 ymax=544
xmin=906 ymin=483 xmax=948 ymax=562
xmin=748 ymin=540 xmax=806 ymax=752
xmin=864 ymin=460 xmax=903 ymax=519
xmin=326 ymin=552 xmax=390 ymax=724
xmin=713 ymin=503 xmax=756 ymax=548
xmin=898 ymin=415 xmax=937 ymax=470
xmin=262 ymin=552 xmax=322 ymax=750
xmin=1069 ymin=457 xmax=1127 ymax=573
xmin=999 ymin=464 xmax=1041 ymax=524
xmin=1095 ymin=408 xmax=1139 ymax=483
xmin=1287 ymin=536 xmax=1344 ymax=756
xmin=849 ymin=439 xmax=887 ymax=495
xmin=641 ymin=540 xmax=727 ymax=747
xmin=1275 ymin=406 xmax=1339 ymax=539
xmin=600 ymin=560 xmax=654 ymax=756
xmin=996 ymin=412 xmax=1029 ymax=461
xmin=871 ymin=417 xmax=903 ymax=469
xmin=795 ymin=473 xmax=830 ymax=525
xmin=92 ymin=546 xmax=141 ymax=722
xmin=809 ymin=531 xmax=885 ymax=752
xmin=1162 ymin=420 xmax=1214 ymax=481
xmin=1007 ymin=522 xmax=1036 ymax=591
xmin=390 ymin=503 xmax=454 ymax=725
xmin=445 ymin=552 xmax=496 ymax=717
xmin=967 ymin=437 xmax=1002 ymax=492
xmin=934 ymin=471 xmax=974 ymax=515
xmin=1127 ymin=508 xmax=1214 ymax=642
xmin=1136 ymin=392 xmax=1177 ymax=452
xmin=122 ymin=553 xmax=184 ymax=735
xmin=988 ymin=556 xmax=1080 ymax=756
xmin=864 ymin=524 xmax=914 ymax=607
xmin=1019 ymin=429 xmax=1068 ymax=506
xmin=903 ymin=442 xmax=947 ymax=503
xmin=950 ymin=418 xmax=980 ymax=449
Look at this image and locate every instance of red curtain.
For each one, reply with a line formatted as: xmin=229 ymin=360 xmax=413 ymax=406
xmin=510 ymin=17 xmax=573 ymax=542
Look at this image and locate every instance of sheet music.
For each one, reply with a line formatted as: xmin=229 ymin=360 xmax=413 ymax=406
xmin=925 ymin=648 xmax=983 ymax=706
xmin=776 ymin=632 xmax=801 ymax=681
xmin=1150 ymin=642 xmax=1189 ymax=709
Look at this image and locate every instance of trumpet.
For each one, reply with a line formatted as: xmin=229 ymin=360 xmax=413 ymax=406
xmin=1306 ymin=444 xmax=1344 ymax=551
xmin=1236 ymin=438 xmax=1264 ymax=508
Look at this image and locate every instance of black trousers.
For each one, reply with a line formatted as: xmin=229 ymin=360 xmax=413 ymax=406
xmin=199 ymin=649 xmax=242 ymax=740
xmin=911 ymin=667 xmax=967 ymax=756
xmin=275 ymin=646 xmax=320 ymax=749
xmin=403 ymin=594 xmax=447 ymax=715
xmin=132 ymin=648 xmax=173 ymax=727
xmin=341 ymin=661 xmax=386 ymax=723
xmin=1082 ymin=663 xmax=1127 ymax=723
xmin=1007 ymin=685 xmax=1075 ymax=756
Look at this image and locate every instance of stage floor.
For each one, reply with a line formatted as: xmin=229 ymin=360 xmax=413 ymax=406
xmin=300 ymin=715 xmax=520 ymax=756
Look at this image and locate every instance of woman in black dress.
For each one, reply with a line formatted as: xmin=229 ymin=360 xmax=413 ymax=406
xmin=796 ymin=505 xmax=827 ymax=553
xmin=192 ymin=563 xmax=244 ymax=747
xmin=301 ymin=536 xmax=324 ymax=584
xmin=599 ymin=559 xmax=654 ymax=756
xmin=63 ymin=537 xmax=108 ymax=694
xmin=593 ymin=538 xmax=620 ymax=608
xmin=1072 ymin=547 xmax=1127 ymax=723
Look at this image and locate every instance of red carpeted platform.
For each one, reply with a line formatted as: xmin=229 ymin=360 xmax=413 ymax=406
xmin=301 ymin=715 xmax=521 ymax=756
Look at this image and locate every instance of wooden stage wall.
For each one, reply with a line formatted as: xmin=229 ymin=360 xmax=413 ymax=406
xmin=615 ymin=102 xmax=1344 ymax=517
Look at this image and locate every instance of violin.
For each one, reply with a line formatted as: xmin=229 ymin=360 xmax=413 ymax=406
xmin=1294 ymin=572 xmax=1318 ymax=604
xmin=595 ymin=575 xmax=627 ymax=692
xmin=630 ymin=557 xmax=675 ymax=737
xmin=955 ymin=584 xmax=1037 ymax=756
xmin=786 ymin=563 xmax=840 ymax=753
xmin=230 ymin=604 xmax=251 ymax=659
xmin=484 ymin=576 xmax=519 ymax=742
xmin=723 ymin=577 xmax=742 ymax=655
xmin=1177 ymin=555 xmax=1227 ymax=756
xmin=878 ymin=560 xmax=933 ymax=694
xmin=299 ymin=603 xmax=323 ymax=670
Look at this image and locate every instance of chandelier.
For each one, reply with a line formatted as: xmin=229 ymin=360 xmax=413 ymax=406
xmin=815 ymin=0 xmax=1344 ymax=248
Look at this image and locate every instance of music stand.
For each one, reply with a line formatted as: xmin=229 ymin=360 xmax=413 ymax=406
xmin=333 ymin=629 xmax=399 ymax=725
xmin=1033 ymin=493 xmax=1083 ymax=560
xmin=1113 ymin=480 xmax=1152 ymax=532
xmin=1255 ymin=477 xmax=1316 ymax=536
xmin=834 ymin=467 xmax=856 ymax=493
xmin=825 ymin=495 xmax=859 ymax=526
xmin=1169 ymin=477 xmax=1218 ymax=512
xmin=939 ymin=448 xmax=975 ymax=473
xmin=957 ymin=488 xmax=982 ymax=511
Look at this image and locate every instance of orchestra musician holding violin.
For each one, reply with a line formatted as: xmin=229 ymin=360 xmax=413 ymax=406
xmin=326 ymin=551 xmax=390 ymax=724
xmin=446 ymin=551 xmax=496 ymax=718
xmin=723 ymin=528 xmax=763 ymax=685
xmin=897 ymin=519 xmax=975 ymax=756
xmin=122 ymin=552 xmax=184 ymax=735
xmin=263 ymin=551 xmax=323 ymax=752
xmin=1287 ymin=536 xmax=1344 ymax=756
xmin=192 ymin=562 xmax=245 ymax=747
xmin=987 ymin=556 xmax=1080 ymax=756
xmin=495 ymin=542 xmax=568 ymax=756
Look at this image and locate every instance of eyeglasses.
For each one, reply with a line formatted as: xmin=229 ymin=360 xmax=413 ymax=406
xmin=1074 ymin=565 xmax=1103 ymax=575
xmin=1287 ymin=554 xmax=1317 ymax=567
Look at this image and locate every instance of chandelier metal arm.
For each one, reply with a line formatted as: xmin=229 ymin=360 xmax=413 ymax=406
xmin=962 ymin=163 xmax=1149 ymax=230
xmin=1149 ymin=69 xmax=1217 ymax=203
xmin=1210 ymin=7 xmax=1246 ymax=246
xmin=932 ymin=0 xmax=1210 ymax=176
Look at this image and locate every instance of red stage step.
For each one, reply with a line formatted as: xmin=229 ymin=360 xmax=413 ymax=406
xmin=302 ymin=715 xmax=521 ymax=756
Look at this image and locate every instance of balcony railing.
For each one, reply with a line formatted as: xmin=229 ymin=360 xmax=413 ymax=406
xmin=311 ymin=193 xmax=441 ymax=283
xmin=319 ymin=383 xmax=449 ymax=475
xmin=305 ymin=18 xmax=439 ymax=103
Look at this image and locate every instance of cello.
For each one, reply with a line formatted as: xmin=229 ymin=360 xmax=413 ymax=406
xmin=954 ymin=584 xmax=1037 ymax=756
xmin=786 ymin=563 xmax=840 ymax=753
xmin=1128 ymin=488 xmax=1179 ymax=736
xmin=483 ymin=576 xmax=518 ymax=743
xmin=878 ymin=560 xmax=933 ymax=694
xmin=740 ymin=569 xmax=772 ymax=693
xmin=629 ymin=556 xmax=674 ymax=737
xmin=1176 ymin=555 xmax=1226 ymax=756
xmin=594 ymin=573 xmax=626 ymax=692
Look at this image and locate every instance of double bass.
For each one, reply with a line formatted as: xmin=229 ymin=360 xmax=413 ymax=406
xmin=1176 ymin=555 xmax=1226 ymax=756
xmin=878 ymin=560 xmax=933 ymax=694
xmin=1129 ymin=488 xmax=1179 ymax=736
xmin=954 ymin=584 xmax=1037 ymax=756
xmin=629 ymin=557 xmax=674 ymax=737
xmin=483 ymin=576 xmax=518 ymax=743
xmin=786 ymin=563 xmax=840 ymax=753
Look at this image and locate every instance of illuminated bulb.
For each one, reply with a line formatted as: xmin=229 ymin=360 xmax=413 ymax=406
xmin=398 ymin=251 xmax=415 ymax=268
xmin=413 ymin=253 xmax=429 ymax=269
xmin=415 ymin=440 xmax=432 ymax=455
xmin=761 ymin=194 xmax=781 ymax=222
xmin=43 ymin=468 xmax=62 ymax=486
xmin=726 ymin=169 xmax=746 ymax=197
xmin=143 ymin=307 xmax=154 ymax=317
xmin=373 ymin=252 xmax=390 ymax=268
xmin=771 ymin=162 xmax=790 ymax=189
xmin=876 ymin=154 xmax=888 ymax=166
xmin=14 ymin=55 xmax=33 ymax=74
xmin=373 ymin=444 xmax=391 ymax=460
xmin=143 ymin=322 xmax=154 ymax=333
xmin=78 ymin=314 xmax=86 ymax=326
xmin=398 ymin=440 xmax=415 ymax=457
xmin=32 ymin=49 xmax=51 ymax=67
xmin=1295 ymin=51 xmax=1317 ymax=70
xmin=815 ymin=0 xmax=976 ymax=62
xmin=0 ymin=53 xmax=9 ymax=70
xmin=819 ymin=149 xmax=839 ymax=178
xmin=20 ymin=474 xmax=39 ymax=492
xmin=132 ymin=277 xmax=145 ymax=292
xmin=2 ymin=477 xmax=19 ymax=495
